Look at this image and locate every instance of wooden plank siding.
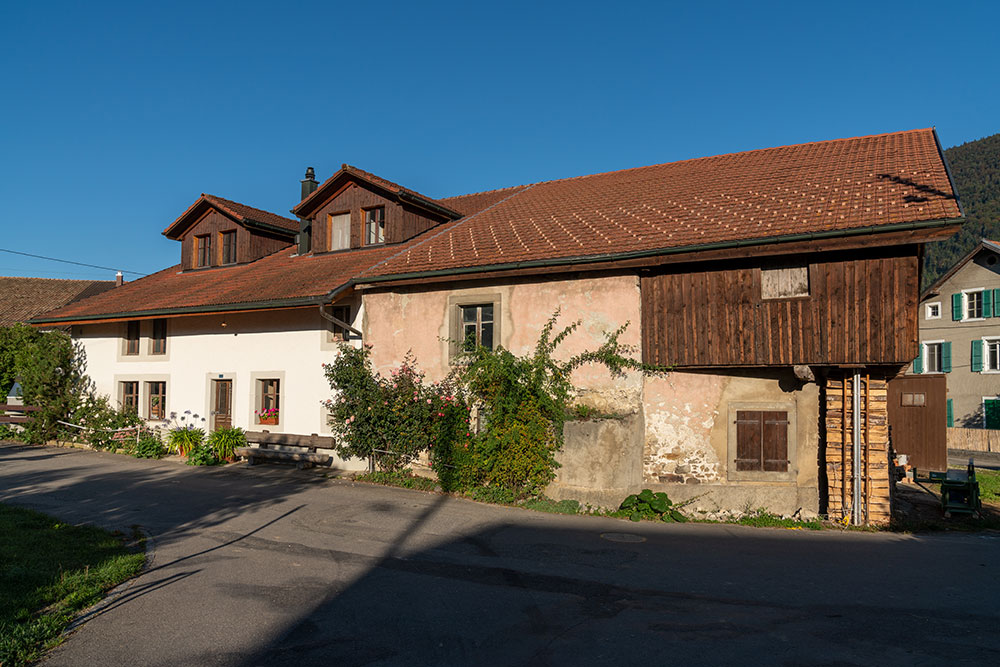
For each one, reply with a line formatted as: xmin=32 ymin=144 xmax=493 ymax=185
xmin=180 ymin=209 xmax=291 ymax=270
xmin=641 ymin=247 xmax=920 ymax=367
xmin=311 ymin=182 xmax=446 ymax=253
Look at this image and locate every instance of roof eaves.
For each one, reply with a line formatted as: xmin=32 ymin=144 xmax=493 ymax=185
xmin=359 ymin=215 xmax=967 ymax=287
xmin=921 ymin=238 xmax=999 ymax=299
xmin=29 ymin=295 xmax=327 ymax=325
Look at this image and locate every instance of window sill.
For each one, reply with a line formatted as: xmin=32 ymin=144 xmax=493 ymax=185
xmin=962 ymin=317 xmax=986 ymax=323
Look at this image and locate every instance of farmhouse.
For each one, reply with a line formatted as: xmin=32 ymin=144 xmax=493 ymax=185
xmin=33 ymin=128 xmax=964 ymax=522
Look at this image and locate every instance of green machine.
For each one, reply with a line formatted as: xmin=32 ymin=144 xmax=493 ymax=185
xmin=914 ymin=460 xmax=983 ymax=518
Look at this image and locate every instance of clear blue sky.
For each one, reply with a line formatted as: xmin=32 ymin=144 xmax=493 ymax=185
xmin=1 ymin=0 xmax=998 ymax=280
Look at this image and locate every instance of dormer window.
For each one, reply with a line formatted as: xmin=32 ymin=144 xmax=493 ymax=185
xmin=196 ymin=235 xmax=212 ymax=267
xmin=329 ymin=213 xmax=350 ymax=251
xmin=221 ymin=230 xmax=237 ymax=264
xmin=365 ymin=207 xmax=385 ymax=245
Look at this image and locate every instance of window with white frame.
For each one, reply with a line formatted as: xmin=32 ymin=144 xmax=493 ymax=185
xmin=925 ymin=302 xmax=941 ymax=320
xmin=954 ymin=288 xmax=992 ymax=321
xmin=914 ymin=340 xmax=951 ymax=374
xmin=986 ymin=338 xmax=1000 ymax=372
xmin=967 ymin=289 xmax=984 ymax=319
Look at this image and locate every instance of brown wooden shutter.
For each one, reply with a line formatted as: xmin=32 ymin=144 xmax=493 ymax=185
xmin=762 ymin=411 xmax=789 ymax=471
xmin=735 ymin=410 xmax=763 ymax=471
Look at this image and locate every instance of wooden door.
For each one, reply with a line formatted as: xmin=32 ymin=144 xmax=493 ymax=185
xmin=887 ymin=375 xmax=947 ymax=471
xmin=212 ymin=380 xmax=232 ymax=430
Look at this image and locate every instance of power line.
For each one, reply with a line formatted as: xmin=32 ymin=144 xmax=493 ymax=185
xmin=0 ymin=247 xmax=148 ymax=276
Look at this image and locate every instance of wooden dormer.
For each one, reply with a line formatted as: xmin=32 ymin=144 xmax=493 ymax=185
xmin=163 ymin=195 xmax=298 ymax=271
xmin=291 ymin=165 xmax=464 ymax=254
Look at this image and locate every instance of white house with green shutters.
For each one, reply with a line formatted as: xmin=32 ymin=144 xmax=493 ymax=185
xmin=915 ymin=239 xmax=1000 ymax=428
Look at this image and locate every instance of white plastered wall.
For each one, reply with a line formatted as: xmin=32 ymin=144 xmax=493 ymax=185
xmin=74 ymin=304 xmax=366 ymax=470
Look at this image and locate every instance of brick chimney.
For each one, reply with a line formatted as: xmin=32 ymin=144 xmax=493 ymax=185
xmin=115 ymin=271 xmax=124 ymax=287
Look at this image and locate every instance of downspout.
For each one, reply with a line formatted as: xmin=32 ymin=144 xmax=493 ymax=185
xmin=318 ymin=304 xmax=362 ymax=338
xmin=852 ymin=372 xmax=862 ymax=525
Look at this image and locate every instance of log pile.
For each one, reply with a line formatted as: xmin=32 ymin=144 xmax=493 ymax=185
xmin=824 ymin=375 xmax=892 ymax=525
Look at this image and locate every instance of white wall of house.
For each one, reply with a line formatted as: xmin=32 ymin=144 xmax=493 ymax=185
xmin=73 ymin=303 xmax=366 ymax=470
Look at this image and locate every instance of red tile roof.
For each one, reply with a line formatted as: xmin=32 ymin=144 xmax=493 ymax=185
xmin=163 ymin=194 xmax=299 ymax=238
xmin=0 ymin=277 xmax=115 ymax=326
xmin=361 ymin=128 xmax=961 ymax=279
xmin=33 ymin=245 xmax=397 ymax=323
xmin=34 ymin=128 xmax=962 ymax=323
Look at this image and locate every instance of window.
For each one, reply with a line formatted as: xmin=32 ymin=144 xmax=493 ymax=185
xmin=121 ymin=381 xmax=139 ymax=413
xmin=760 ymin=265 xmax=809 ymax=299
xmin=151 ymin=319 xmax=167 ymax=355
xmin=460 ymin=304 xmax=494 ymax=351
xmin=925 ymin=302 xmax=941 ymax=320
xmin=727 ymin=402 xmax=796 ymax=481
xmin=953 ymin=289 xmax=993 ymax=321
xmin=196 ymin=235 xmax=212 ymax=267
xmin=913 ymin=341 xmax=950 ymax=374
xmin=221 ymin=230 xmax=237 ymax=264
xmin=365 ymin=207 xmax=385 ymax=245
xmin=147 ymin=381 xmax=166 ymax=420
xmin=125 ymin=321 xmax=140 ymax=355
xmin=257 ymin=379 xmax=280 ymax=423
xmin=972 ymin=338 xmax=1000 ymax=373
xmin=328 ymin=305 xmax=352 ymax=341
xmin=900 ymin=392 xmax=926 ymax=407
xmin=329 ymin=213 xmax=351 ymax=251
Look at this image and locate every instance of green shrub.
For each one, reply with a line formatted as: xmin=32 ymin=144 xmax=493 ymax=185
xmin=323 ymin=347 xmax=470 ymax=472
xmin=612 ymin=489 xmax=688 ymax=523
xmin=133 ymin=431 xmax=166 ymax=459
xmin=468 ymin=485 xmax=518 ymax=505
xmin=168 ymin=427 xmax=205 ymax=456
xmin=453 ymin=311 xmax=666 ymax=499
xmin=72 ymin=396 xmax=143 ymax=451
xmin=0 ymin=423 xmax=23 ymax=443
xmin=207 ymin=427 xmax=246 ymax=461
xmin=185 ymin=443 xmax=218 ymax=466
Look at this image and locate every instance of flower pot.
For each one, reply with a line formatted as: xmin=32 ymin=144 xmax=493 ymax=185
xmin=258 ymin=416 xmax=278 ymax=425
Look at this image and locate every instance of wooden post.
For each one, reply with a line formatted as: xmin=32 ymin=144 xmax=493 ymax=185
xmin=864 ymin=373 xmax=870 ymax=525
xmin=841 ymin=376 xmax=847 ymax=515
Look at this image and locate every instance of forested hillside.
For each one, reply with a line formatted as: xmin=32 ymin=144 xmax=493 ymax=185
xmin=922 ymin=133 xmax=1000 ymax=288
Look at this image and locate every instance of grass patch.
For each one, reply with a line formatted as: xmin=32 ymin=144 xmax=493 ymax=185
xmin=522 ymin=497 xmax=581 ymax=515
xmin=728 ymin=508 xmax=823 ymax=530
xmin=0 ymin=504 xmax=146 ymax=667
xmin=355 ymin=469 xmax=439 ymax=492
xmin=977 ymin=468 xmax=1000 ymax=503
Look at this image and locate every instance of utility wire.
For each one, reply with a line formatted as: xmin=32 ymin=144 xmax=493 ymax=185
xmin=0 ymin=247 xmax=148 ymax=276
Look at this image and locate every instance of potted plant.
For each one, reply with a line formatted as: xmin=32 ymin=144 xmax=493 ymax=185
xmin=256 ymin=407 xmax=279 ymax=425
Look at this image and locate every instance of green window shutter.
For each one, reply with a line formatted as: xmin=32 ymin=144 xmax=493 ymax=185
xmin=952 ymin=293 xmax=963 ymax=320
xmin=972 ymin=339 xmax=984 ymax=372
xmin=942 ymin=341 xmax=952 ymax=373
xmin=912 ymin=347 xmax=923 ymax=374
xmin=994 ymin=289 xmax=1000 ymax=317
xmin=985 ymin=290 xmax=994 ymax=318
xmin=947 ymin=399 xmax=954 ymax=427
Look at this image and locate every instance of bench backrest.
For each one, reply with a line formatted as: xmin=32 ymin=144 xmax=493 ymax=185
xmin=245 ymin=431 xmax=336 ymax=449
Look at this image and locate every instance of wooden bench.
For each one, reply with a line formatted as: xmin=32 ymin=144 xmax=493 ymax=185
xmin=0 ymin=403 xmax=41 ymax=424
xmin=236 ymin=431 xmax=336 ymax=470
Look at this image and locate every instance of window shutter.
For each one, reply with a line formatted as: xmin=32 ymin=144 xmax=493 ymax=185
xmin=994 ymin=289 xmax=1000 ymax=317
xmin=985 ymin=290 xmax=994 ymax=318
xmin=912 ymin=347 xmax=923 ymax=374
xmin=971 ymin=339 xmax=984 ymax=372
xmin=735 ymin=411 xmax=763 ymax=471
xmin=761 ymin=411 xmax=789 ymax=472
xmin=952 ymin=293 xmax=963 ymax=320
xmin=942 ymin=341 xmax=952 ymax=373
xmin=946 ymin=399 xmax=954 ymax=428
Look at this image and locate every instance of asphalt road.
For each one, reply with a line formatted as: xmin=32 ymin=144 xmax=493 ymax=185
xmin=2 ymin=442 xmax=998 ymax=666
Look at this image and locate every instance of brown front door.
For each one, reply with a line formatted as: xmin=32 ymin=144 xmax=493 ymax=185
xmin=212 ymin=380 xmax=232 ymax=430
xmin=887 ymin=375 xmax=947 ymax=471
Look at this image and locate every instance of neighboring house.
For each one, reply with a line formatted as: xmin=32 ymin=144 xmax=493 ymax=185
xmin=0 ymin=276 xmax=115 ymax=327
xmin=33 ymin=128 xmax=964 ymax=521
xmin=914 ymin=239 xmax=1000 ymax=428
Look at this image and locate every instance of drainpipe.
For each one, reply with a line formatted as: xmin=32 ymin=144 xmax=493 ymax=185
xmin=852 ymin=372 xmax=862 ymax=525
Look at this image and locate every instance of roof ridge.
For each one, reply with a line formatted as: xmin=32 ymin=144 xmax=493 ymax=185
xmin=439 ymin=184 xmax=528 ymax=200
xmin=202 ymin=193 xmax=299 ymax=226
xmin=458 ymin=128 xmax=939 ymax=194
xmin=359 ymin=184 xmax=538 ymax=278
